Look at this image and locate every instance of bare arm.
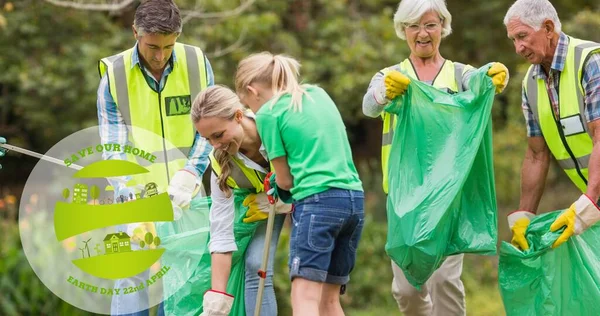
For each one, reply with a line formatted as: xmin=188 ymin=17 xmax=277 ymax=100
xmin=518 ymin=136 xmax=551 ymax=213
xmin=585 ymin=120 xmax=600 ymax=202
xmin=210 ymin=253 xmax=232 ymax=291
xmin=271 ymin=156 xmax=293 ymax=191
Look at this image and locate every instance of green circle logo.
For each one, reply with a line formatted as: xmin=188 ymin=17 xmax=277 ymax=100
xmin=19 ymin=126 xmax=210 ymax=314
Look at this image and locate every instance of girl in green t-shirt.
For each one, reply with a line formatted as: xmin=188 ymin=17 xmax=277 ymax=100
xmin=234 ymin=51 xmax=365 ymax=315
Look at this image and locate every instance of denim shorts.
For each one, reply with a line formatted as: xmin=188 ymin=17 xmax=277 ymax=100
xmin=289 ymin=188 xmax=364 ymax=285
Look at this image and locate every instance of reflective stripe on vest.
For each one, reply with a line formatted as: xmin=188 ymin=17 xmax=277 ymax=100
xmin=209 ymin=151 xmax=266 ymax=193
xmin=524 ymin=37 xmax=600 ymax=192
xmin=98 ymin=43 xmax=208 ymax=191
xmin=380 ymin=59 xmax=472 ymax=194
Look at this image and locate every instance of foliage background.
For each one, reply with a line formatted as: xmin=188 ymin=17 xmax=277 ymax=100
xmin=1 ymin=0 xmax=600 ymax=314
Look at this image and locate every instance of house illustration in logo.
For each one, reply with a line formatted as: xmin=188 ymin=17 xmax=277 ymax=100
xmin=104 ymin=232 xmax=132 ymax=254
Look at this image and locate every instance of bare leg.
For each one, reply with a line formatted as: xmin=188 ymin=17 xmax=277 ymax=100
xmin=319 ymin=283 xmax=344 ymax=316
xmin=291 ymin=278 xmax=322 ymax=316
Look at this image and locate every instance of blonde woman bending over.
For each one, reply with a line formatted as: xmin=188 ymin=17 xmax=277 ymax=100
xmin=192 ymin=85 xmax=291 ymax=316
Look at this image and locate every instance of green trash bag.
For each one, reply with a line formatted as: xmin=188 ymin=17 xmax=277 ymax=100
xmin=385 ymin=65 xmax=498 ymax=288
xmin=499 ymin=211 xmax=600 ymax=316
xmin=157 ymin=189 xmax=261 ymax=316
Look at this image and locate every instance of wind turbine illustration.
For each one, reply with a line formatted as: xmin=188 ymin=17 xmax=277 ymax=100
xmin=82 ymin=238 xmax=92 ymax=258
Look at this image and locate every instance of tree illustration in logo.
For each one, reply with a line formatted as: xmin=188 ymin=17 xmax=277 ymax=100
xmin=89 ymin=185 xmax=100 ymax=205
xmin=139 ymin=232 xmax=161 ymax=249
xmin=62 ymin=188 xmax=70 ymax=201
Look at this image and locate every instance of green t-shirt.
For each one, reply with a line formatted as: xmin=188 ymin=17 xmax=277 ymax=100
xmin=255 ymin=85 xmax=363 ymax=201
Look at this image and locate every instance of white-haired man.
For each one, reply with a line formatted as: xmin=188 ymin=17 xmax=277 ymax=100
xmin=504 ymin=0 xmax=600 ymax=251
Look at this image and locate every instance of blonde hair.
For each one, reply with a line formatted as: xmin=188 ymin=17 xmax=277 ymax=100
xmin=235 ymin=52 xmax=308 ymax=112
xmin=191 ymin=85 xmax=244 ymax=197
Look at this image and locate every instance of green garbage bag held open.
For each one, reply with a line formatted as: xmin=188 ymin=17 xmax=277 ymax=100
xmin=385 ymin=65 xmax=498 ymax=288
xmin=499 ymin=211 xmax=600 ymax=316
xmin=157 ymin=189 xmax=261 ymax=316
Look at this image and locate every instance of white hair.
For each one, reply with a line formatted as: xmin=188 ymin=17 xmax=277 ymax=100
xmin=393 ymin=0 xmax=452 ymax=40
xmin=503 ymin=0 xmax=561 ymax=33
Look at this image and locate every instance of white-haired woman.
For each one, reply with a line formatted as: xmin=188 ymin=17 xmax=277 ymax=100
xmin=362 ymin=0 xmax=508 ymax=315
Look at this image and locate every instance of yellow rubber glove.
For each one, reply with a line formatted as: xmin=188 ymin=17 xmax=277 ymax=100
xmin=384 ymin=71 xmax=411 ymax=100
xmin=550 ymin=194 xmax=600 ymax=248
xmin=487 ymin=62 xmax=509 ymax=94
xmin=511 ymin=217 xmax=531 ymax=251
xmin=242 ymin=194 xmax=268 ymax=223
xmin=508 ymin=210 xmax=535 ymax=251
xmin=550 ymin=205 xmax=576 ymax=248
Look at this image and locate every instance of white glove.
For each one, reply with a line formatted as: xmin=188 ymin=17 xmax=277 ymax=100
xmin=200 ymin=290 xmax=234 ymax=316
xmin=507 ymin=210 xmax=535 ymax=229
xmin=167 ymin=169 xmax=198 ymax=208
xmin=254 ymin=192 xmax=293 ymax=215
xmin=570 ymin=194 xmax=600 ymax=235
xmin=507 ymin=210 xmax=536 ymax=251
xmin=550 ymin=194 xmax=600 ymax=248
xmin=172 ymin=204 xmax=183 ymax=221
xmin=373 ymin=79 xmax=389 ymax=105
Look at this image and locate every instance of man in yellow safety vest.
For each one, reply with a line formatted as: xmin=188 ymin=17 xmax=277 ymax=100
xmin=96 ymin=0 xmax=213 ymax=315
xmin=504 ymin=0 xmax=600 ymax=251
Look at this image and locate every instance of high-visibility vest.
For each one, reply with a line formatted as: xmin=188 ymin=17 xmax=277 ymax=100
xmin=523 ymin=36 xmax=600 ymax=192
xmin=98 ymin=43 xmax=208 ymax=192
xmin=209 ymin=151 xmax=267 ymax=193
xmin=381 ymin=59 xmax=472 ymax=193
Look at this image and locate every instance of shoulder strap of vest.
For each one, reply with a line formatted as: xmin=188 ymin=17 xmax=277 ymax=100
xmin=209 ymin=150 xmax=241 ymax=189
xmin=99 ymin=49 xmax=132 ymax=126
xmin=178 ymin=43 xmax=208 ymax=101
xmin=209 ymin=150 xmax=265 ymax=191
xmin=453 ymin=62 xmax=466 ymax=92
xmin=524 ymin=39 xmax=600 ymax=134
xmin=573 ymin=39 xmax=600 ymax=112
xmin=522 ymin=64 xmax=538 ymax=123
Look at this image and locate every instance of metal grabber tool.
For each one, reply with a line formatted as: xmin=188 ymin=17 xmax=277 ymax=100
xmin=0 ymin=143 xmax=83 ymax=170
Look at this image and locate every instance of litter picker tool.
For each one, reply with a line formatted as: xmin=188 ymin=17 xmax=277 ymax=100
xmin=0 ymin=143 xmax=83 ymax=171
xmin=254 ymin=173 xmax=278 ymax=316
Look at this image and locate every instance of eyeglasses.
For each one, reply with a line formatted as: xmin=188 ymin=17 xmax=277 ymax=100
xmin=404 ymin=22 xmax=442 ymax=33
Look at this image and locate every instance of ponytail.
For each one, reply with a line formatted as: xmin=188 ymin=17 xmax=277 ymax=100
xmin=235 ymin=52 xmax=311 ymax=112
xmin=270 ymin=55 xmax=307 ymax=112
xmin=214 ymin=149 xmax=234 ymax=197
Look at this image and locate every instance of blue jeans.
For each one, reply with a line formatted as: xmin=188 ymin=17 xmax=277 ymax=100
xmin=110 ymin=223 xmax=164 ymax=316
xmin=110 ymin=270 xmax=164 ymax=316
xmin=289 ymin=189 xmax=364 ymax=284
xmin=244 ymin=214 xmax=286 ymax=316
